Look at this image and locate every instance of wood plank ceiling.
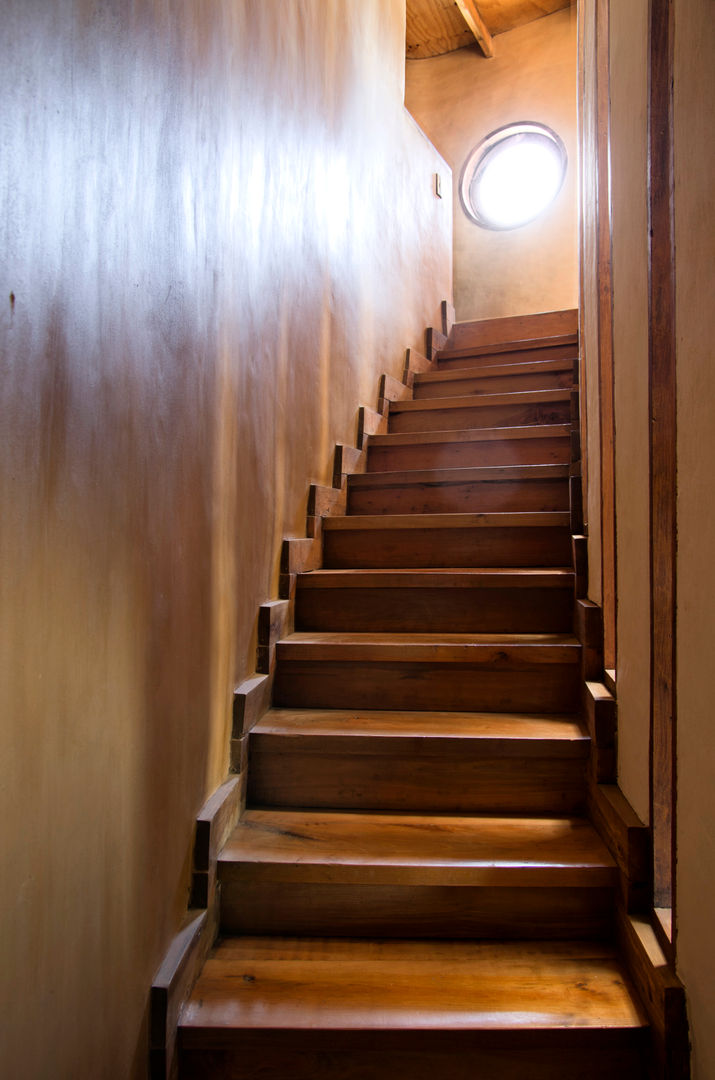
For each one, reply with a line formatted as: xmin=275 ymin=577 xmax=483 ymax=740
xmin=406 ymin=0 xmax=572 ymax=59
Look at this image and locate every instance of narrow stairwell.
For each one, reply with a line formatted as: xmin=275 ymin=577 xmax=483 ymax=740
xmin=177 ymin=314 xmax=649 ymax=1079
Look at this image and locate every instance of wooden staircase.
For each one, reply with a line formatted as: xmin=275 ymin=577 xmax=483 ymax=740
xmin=177 ymin=314 xmax=649 ymax=1079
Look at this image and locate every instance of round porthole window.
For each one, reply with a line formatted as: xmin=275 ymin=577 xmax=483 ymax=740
xmin=459 ymin=122 xmax=567 ymax=231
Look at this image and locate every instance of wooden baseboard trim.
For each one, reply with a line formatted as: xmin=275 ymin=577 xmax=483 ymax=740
xmin=403 ymin=347 xmax=433 ymax=381
xmin=618 ymin=912 xmax=689 ymax=1080
xmin=425 ymin=325 xmax=447 ymax=360
xmin=583 ymin=680 xmax=616 ymax=783
xmin=441 ymin=299 xmax=456 ymax=339
xmin=333 ymin=443 xmax=365 ymax=488
xmin=233 ymin=673 xmax=272 ymax=737
xmin=575 ymin=598 xmax=604 ymax=680
xmin=257 ymin=599 xmax=292 ymax=675
xmin=357 ymin=405 xmax=388 ymax=448
xmin=588 ymin=782 xmax=649 ymax=912
xmin=151 ymin=776 xmax=243 ymax=1080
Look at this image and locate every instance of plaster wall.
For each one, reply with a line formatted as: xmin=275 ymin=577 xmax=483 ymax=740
xmin=673 ymin=2 xmax=715 ymax=1076
xmin=0 ymin=2 xmax=451 ymax=1075
xmin=405 ymin=8 xmax=578 ymax=322
xmin=609 ymin=0 xmax=651 ymax=824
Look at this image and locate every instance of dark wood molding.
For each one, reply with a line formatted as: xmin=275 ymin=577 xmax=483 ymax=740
xmin=647 ymin=0 xmax=677 ymax=920
xmin=595 ymin=0 xmax=617 ymax=671
xmin=150 ymin=776 xmax=243 ymax=1080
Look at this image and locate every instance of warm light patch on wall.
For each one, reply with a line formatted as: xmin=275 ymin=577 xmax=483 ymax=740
xmin=460 ymin=122 xmax=567 ymax=230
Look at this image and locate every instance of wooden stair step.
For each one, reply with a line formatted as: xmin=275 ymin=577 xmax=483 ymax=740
xmin=387 ymin=389 xmax=572 ymax=434
xmin=347 ymin=464 xmax=570 ymax=515
xmin=414 ymin=358 xmax=575 ymax=399
xmin=322 ymin=511 xmax=572 ymax=568
xmin=295 ymin=567 xmax=575 ymax=633
xmin=367 ymin=424 xmax=572 ymax=471
xmin=247 ymin=707 xmax=588 ymax=813
xmin=179 ymin=937 xmax=647 ymax=1079
xmin=438 ymin=331 xmax=577 ymax=363
xmin=273 ymin=631 xmax=581 ymax=712
xmin=217 ymin=809 xmax=616 ymax=937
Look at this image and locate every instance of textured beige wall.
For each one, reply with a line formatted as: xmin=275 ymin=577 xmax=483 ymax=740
xmin=0 ymin=2 xmax=451 ymax=1075
xmin=609 ymin=0 xmax=651 ymax=824
xmin=405 ymin=8 xmax=578 ymax=321
xmin=673 ymin=2 xmax=715 ymax=1076
xmin=578 ymin=0 xmax=602 ymax=605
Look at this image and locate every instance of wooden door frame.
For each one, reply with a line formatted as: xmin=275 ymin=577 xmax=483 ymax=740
xmin=647 ymin=0 xmax=677 ymax=940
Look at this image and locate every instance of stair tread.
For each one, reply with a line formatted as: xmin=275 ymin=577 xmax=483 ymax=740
xmin=391 ymin=388 xmax=571 ymax=413
xmin=418 ymin=357 xmax=575 ymax=384
xmin=349 ymin=464 xmax=570 ymax=486
xmin=368 ymin=424 xmax=571 ymax=447
xmin=323 ymin=511 xmax=570 ymax=530
xmin=220 ymin=809 xmax=616 ymax=881
xmin=438 ymin=332 xmax=578 ymax=360
xmin=180 ymin=936 xmax=646 ymax=1035
xmin=253 ymin=707 xmax=587 ymax=744
xmin=298 ymin=568 xmax=574 ymax=588
xmin=277 ymin=631 xmax=580 ymax=664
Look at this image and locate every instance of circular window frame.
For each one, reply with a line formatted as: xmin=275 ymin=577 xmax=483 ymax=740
xmin=459 ymin=121 xmax=568 ymax=231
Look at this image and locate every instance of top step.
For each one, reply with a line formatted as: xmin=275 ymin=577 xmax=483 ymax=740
xmin=446 ymin=309 xmax=578 ymax=352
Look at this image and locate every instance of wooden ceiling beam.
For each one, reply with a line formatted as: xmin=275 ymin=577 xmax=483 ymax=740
xmin=454 ymin=0 xmax=495 ymax=58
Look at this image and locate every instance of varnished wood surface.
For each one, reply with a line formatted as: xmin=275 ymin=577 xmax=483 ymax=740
xmin=276 ymin=631 xmax=581 ymax=664
xmin=221 ymin=809 xmax=614 ymax=879
xmin=252 ymin=707 xmax=584 ymax=741
xmin=414 ymin=361 xmax=575 ymax=399
xmin=369 ymin=424 xmax=571 ymax=447
xmin=350 ymin=464 xmax=569 ymax=486
xmin=322 ymin=515 xmax=572 ymax=569
xmin=221 ymin=882 xmax=615 ymax=940
xmin=323 ymin=510 xmax=569 ymax=530
xmin=180 ymin=936 xmax=646 ymax=1033
xmin=387 ymin=394 xmax=571 ymax=434
xmin=298 ymin=568 xmax=573 ymax=589
xmin=392 ymin=387 xmax=571 ymax=413
xmin=367 ymin=426 xmax=571 ymax=472
xmin=248 ymin=709 xmax=588 ymax=814
xmin=273 ymin=658 xmax=581 ymax=713
xmin=437 ymin=343 xmax=579 ymax=373
xmin=294 ymin=567 xmax=574 ymax=633
xmin=347 ymin=470 xmax=570 ymax=515
xmin=447 ymin=311 xmax=577 ymax=350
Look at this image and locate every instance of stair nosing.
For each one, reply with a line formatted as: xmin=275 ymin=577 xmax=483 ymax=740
xmin=368 ymin=424 xmax=571 ymax=447
xmin=349 ymin=464 xmax=570 ymax=487
xmin=390 ymin=389 xmax=571 ymax=414
xmin=416 ymin=358 xmax=575 ymax=384
xmin=322 ymin=511 xmax=571 ymax=530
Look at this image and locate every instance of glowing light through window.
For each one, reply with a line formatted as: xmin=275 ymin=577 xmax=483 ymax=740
xmin=460 ymin=124 xmax=567 ymax=231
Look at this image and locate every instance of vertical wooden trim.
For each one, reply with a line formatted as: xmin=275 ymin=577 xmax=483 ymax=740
xmin=576 ymin=0 xmax=590 ymax=535
xmin=596 ymin=0 xmax=617 ymax=672
xmin=648 ymin=0 xmax=677 ymax=921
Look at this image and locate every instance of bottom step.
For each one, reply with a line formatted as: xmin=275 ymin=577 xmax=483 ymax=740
xmin=179 ymin=937 xmax=648 ymax=1080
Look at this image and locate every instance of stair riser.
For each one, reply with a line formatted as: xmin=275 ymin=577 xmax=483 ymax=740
xmin=366 ymin=437 xmax=571 ymax=471
xmin=247 ymin=748 xmax=586 ymax=813
xmin=273 ymin=661 xmax=580 ymax=713
xmin=323 ymin=526 xmax=572 ymax=568
xmin=414 ymin=371 xmax=574 ymax=399
xmin=179 ymin=1043 xmax=646 ymax=1080
xmin=295 ymin=586 xmax=573 ymax=633
xmin=219 ymin=880 xmax=614 ymax=939
xmin=437 ymin=343 xmax=578 ymax=371
xmin=388 ymin=401 xmax=571 ymax=434
xmin=347 ymin=479 xmax=569 ymax=516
